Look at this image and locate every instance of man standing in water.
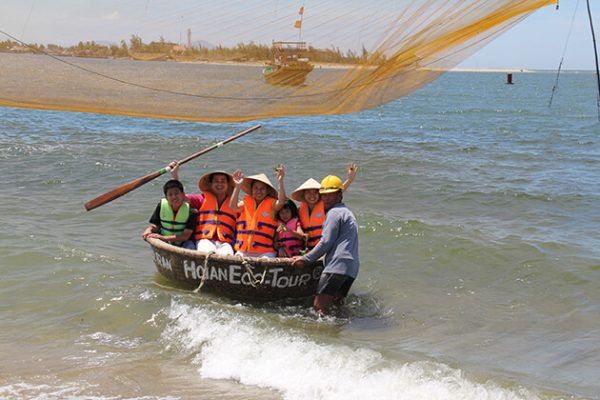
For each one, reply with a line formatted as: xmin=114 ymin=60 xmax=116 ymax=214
xmin=292 ymin=175 xmax=359 ymax=316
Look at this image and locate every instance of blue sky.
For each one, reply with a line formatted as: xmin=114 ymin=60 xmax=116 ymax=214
xmin=1 ymin=0 xmax=597 ymax=70
xmin=460 ymin=0 xmax=597 ymax=70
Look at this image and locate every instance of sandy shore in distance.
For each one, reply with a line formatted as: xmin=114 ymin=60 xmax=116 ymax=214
xmin=3 ymin=52 xmax=532 ymax=72
xmin=2 ymin=52 xmax=535 ymax=73
xmin=180 ymin=59 xmax=533 ymax=73
xmin=178 ymin=59 xmax=357 ymax=70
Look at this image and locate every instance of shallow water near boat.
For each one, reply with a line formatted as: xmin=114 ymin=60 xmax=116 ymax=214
xmin=1 ymin=69 xmax=599 ymax=399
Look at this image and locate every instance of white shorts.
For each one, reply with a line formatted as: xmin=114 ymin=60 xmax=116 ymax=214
xmin=235 ymin=250 xmax=276 ymax=258
xmin=196 ymin=239 xmax=234 ymax=256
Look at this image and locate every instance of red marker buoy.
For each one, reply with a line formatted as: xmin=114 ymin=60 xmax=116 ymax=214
xmin=506 ymin=73 xmax=513 ymax=85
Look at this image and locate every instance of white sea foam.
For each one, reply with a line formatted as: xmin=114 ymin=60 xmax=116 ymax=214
xmin=162 ymin=301 xmax=542 ymax=400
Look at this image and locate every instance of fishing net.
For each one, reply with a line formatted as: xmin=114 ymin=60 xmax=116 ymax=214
xmin=0 ymin=0 xmax=555 ymax=122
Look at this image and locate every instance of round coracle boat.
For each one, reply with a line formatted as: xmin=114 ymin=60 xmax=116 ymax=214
xmin=147 ymin=237 xmax=323 ymax=300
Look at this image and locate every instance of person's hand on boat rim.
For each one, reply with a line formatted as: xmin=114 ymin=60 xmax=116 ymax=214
xmin=291 ymin=256 xmax=305 ymax=269
xmin=142 ymin=226 xmax=155 ymax=240
xmin=232 ymin=169 xmax=244 ymax=186
xmin=142 ymin=228 xmax=166 ymax=241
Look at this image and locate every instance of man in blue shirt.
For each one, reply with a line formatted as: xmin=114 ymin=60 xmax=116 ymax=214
xmin=292 ymin=175 xmax=359 ymax=316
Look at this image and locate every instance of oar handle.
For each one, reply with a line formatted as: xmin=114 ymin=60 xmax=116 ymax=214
xmin=84 ymin=124 xmax=261 ymax=211
xmin=177 ymin=124 xmax=261 ymax=165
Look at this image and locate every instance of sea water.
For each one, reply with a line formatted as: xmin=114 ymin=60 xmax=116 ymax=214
xmin=1 ymin=69 xmax=599 ymax=399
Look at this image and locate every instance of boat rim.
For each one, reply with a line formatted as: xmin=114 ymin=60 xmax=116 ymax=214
xmin=146 ymin=237 xmax=302 ymax=268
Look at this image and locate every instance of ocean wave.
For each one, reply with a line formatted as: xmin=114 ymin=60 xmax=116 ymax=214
xmin=161 ymin=301 xmax=546 ymax=400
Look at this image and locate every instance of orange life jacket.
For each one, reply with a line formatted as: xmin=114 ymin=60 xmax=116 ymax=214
xmin=194 ymin=192 xmax=236 ymax=245
xmin=234 ymin=196 xmax=278 ymax=253
xmin=298 ymin=200 xmax=325 ymax=248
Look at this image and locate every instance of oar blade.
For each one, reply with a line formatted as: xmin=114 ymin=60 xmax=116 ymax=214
xmin=84 ymin=170 xmax=162 ymax=211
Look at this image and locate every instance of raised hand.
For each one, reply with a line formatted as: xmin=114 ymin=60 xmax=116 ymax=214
xmin=343 ymin=162 xmax=358 ymax=191
xmin=347 ymin=162 xmax=358 ymax=180
xmin=275 ymin=164 xmax=285 ymax=182
xmin=232 ymin=169 xmax=244 ymax=186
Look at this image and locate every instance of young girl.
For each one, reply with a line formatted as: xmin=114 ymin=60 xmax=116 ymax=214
xmin=274 ymin=199 xmax=306 ymax=257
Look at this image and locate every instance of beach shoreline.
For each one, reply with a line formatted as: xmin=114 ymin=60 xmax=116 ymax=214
xmin=179 ymin=59 xmax=535 ymax=73
xmin=0 ymin=51 xmax=548 ymax=73
xmin=5 ymin=51 xmax=534 ymax=72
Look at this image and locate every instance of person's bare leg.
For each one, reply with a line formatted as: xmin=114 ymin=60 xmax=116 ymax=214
xmin=332 ymin=294 xmax=345 ymax=307
xmin=314 ymin=294 xmax=334 ymax=316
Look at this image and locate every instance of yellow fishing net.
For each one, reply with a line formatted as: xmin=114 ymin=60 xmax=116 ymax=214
xmin=0 ymin=0 xmax=555 ymax=122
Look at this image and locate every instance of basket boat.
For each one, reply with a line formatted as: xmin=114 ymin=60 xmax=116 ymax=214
xmin=147 ymin=237 xmax=323 ymax=300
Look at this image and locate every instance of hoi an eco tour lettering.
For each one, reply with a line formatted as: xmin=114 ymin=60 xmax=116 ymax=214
xmin=154 ymin=252 xmax=320 ymax=289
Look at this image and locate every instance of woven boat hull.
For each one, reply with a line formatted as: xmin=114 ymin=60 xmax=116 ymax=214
xmin=147 ymin=237 xmax=323 ymax=300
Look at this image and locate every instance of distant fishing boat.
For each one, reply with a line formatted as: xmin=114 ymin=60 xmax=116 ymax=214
xmin=263 ymin=41 xmax=314 ymax=86
xmin=147 ymin=237 xmax=323 ymax=300
xmin=130 ymin=52 xmax=169 ymax=61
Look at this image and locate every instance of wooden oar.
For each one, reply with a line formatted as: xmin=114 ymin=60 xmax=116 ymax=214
xmin=84 ymin=124 xmax=261 ymax=211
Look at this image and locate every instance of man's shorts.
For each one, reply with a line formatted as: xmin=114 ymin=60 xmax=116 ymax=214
xmin=316 ymin=273 xmax=355 ymax=297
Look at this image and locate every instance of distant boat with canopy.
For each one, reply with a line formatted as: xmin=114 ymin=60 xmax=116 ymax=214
xmin=263 ymin=41 xmax=314 ymax=86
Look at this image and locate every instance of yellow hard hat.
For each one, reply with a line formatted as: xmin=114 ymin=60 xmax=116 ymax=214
xmin=319 ymin=175 xmax=343 ymax=194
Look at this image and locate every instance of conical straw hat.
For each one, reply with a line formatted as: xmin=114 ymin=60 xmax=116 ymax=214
xmin=198 ymin=170 xmax=234 ymax=196
xmin=241 ymin=173 xmax=278 ymax=198
xmin=291 ymin=178 xmax=320 ymax=202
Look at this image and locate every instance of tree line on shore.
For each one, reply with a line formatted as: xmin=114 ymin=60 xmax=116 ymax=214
xmin=0 ymin=35 xmax=386 ymax=65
